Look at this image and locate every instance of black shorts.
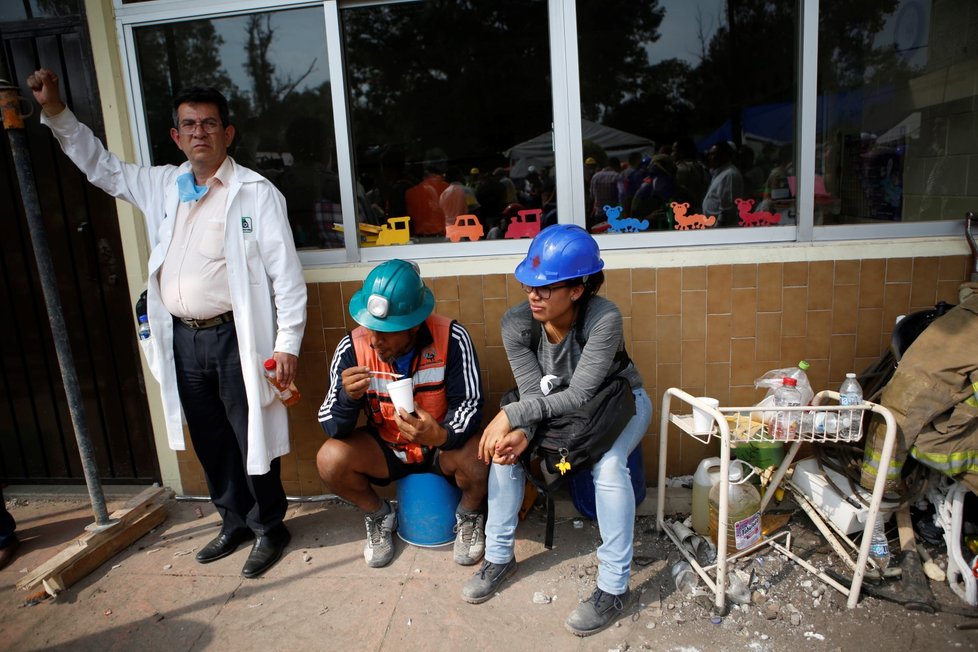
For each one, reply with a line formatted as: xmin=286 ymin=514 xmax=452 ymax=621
xmin=365 ymin=428 xmax=454 ymax=486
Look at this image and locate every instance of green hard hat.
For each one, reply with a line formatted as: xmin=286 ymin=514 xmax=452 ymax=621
xmin=349 ymin=259 xmax=434 ymax=332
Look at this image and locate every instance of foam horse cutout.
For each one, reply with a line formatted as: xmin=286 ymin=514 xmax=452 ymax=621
xmin=670 ymin=201 xmax=716 ymax=230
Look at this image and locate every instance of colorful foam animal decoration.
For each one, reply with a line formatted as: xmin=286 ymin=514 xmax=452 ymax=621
xmin=670 ymin=201 xmax=717 ymax=230
xmin=604 ymin=205 xmax=649 ymax=232
xmin=735 ymin=198 xmax=781 ymax=227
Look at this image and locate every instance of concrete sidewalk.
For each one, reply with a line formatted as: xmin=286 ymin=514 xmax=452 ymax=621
xmin=0 ymin=491 xmax=974 ymax=651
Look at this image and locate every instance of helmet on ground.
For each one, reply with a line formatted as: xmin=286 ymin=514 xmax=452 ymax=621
xmin=514 ymin=224 xmax=604 ymax=286
xmin=349 ymin=259 xmax=434 ymax=332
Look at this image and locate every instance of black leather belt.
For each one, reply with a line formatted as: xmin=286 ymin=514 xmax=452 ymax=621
xmin=178 ymin=312 xmax=234 ymax=329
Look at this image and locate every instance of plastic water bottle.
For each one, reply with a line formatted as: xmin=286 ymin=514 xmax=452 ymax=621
xmin=263 ymin=358 xmax=301 ymax=407
xmin=772 ymin=377 xmax=801 ymax=440
xmin=839 ymin=373 xmax=863 ymax=438
xmin=868 ymin=514 xmax=890 ymax=571
xmin=137 ymin=314 xmax=151 ymax=340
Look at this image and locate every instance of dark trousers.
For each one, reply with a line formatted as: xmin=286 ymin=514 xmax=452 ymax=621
xmin=172 ymin=318 xmax=286 ymax=535
xmin=0 ymin=484 xmax=15 ymax=548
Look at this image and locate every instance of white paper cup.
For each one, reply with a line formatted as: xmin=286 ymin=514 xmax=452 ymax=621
xmin=387 ymin=377 xmax=415 ymax=414
xmin=692 ymin=397 xmax=720 ymax=434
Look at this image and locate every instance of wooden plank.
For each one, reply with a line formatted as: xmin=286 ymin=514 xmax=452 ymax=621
xmin=16 ymin=489 xmax=169 ymax=591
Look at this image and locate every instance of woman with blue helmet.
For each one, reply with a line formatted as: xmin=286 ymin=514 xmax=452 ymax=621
xmin=460 ymin=225 xmax=653 ymax=636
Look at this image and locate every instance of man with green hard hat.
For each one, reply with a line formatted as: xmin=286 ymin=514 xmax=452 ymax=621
xmin=317 ymin=260 xmax=487 ymax=568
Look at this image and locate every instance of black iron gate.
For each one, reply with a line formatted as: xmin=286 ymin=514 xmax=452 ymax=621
xmin=0 ymin=8 xmax=158 ymax=484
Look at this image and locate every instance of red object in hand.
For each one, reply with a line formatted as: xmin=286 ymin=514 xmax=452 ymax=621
xmin=263 ymin=358 xmax=301 ymax=407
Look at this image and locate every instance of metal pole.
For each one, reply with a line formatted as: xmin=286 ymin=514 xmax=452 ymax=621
xmin=0 ymin=72 xmax=110 ymax=527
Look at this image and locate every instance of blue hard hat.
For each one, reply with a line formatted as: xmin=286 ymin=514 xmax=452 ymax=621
xmin=514 ymin=224 xmax=604 ymax=286
xmin=349 ymin=260 xmax=434 ymax=332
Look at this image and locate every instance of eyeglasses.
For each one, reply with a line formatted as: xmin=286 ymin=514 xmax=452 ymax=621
xmin=520 ymin=283 xmax=569 ymax=299
xmin=177 ymin=118 xmax=223 ymax=135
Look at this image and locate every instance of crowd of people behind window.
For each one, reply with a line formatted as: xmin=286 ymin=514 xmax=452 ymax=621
xmin=296 ymin=136 xmax=806 ymax=248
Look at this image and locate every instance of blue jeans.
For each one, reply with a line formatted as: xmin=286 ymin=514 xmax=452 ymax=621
xmin=484 ymin=387 xmax=653 ymax=595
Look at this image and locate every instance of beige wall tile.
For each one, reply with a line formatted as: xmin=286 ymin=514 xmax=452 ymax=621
xmin=939 ymin=254 xmax=969 ymax=280
xmin=681 ymin=340 xmax=706 ymax=390
xmin=657 ymin=268 xmax=681 ymax=315
xmin=606 ymin=269 xmax=632 ymax=317
xmin=782 ymin=287 xmax=808 ymax=336
xmin=783 ymin=261 xmax=808 ymax=287
xmin=703 ymin=363 xmax=731 ymax=405
xmin=631 ymin=340 xmax=656 ymax=386
xmin=483 ymin=273 xmax=508 ymax=298
xmin=910 ymin=257 xmax=940 ymax=309
xmin=706 ymin=314 xmax=732 ymax=363
xmin=730 ymin=338 xmax=756 ymax=385
xmin=886 ymin=257 xmax=913 ymax=282
xmin=732 ymin=264 xmax=757 ymax=288
xmin=632 ymin=293 xmax=658 ymax=341
xmin=682 ymin=266 xmax=707 ymax=291
xmin=632 ymin=268 xmax=656 ymax=293
xmin=484 ymin=298 xmax=509 ymax=346
xmin=318 ymin=283 xmax=346 ymax=329
xmin=882 ymin=283 xmax=912 ymax=327
xmin=828 ymin=334 xmax=856 ymax=382
xmin=432 ymin=276 xmax=459 ymax=300
xmin=806 ymin=310 xmax=832 ymax=359
xmin=731 ymin=288 xmax=758 ymax=337
xmin=855 ymin=308 xmax=884 ymax=358
xmin=835 ymin=259 xmax=859 ymax=284
xmin=831 ymin=284 xmax=859 ymax=334
xmin=707 ymin=265 xmax=733 ymax=314
xmin=681 ymin=290 xmax=707 ymax=340
xmin=179 ymin=253 xmax=973 ymax=495
xmin=757 ymin=262 xmax=783 ymax=311
xmin=657 ymin=315 xmax=682 ymax=364
xmin=859 ymin=259 xmax=886 ymax=308
xmin=937 ymin=280 xmax=963 ymax=304
xmin=755 ymin=312 xmax=782 ymax=362
xmin=808 ymin=261 xmax=834 ymax=309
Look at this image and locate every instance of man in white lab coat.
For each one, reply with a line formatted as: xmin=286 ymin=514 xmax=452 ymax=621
xmin=29 ymin=69 xmax=306 ymax=578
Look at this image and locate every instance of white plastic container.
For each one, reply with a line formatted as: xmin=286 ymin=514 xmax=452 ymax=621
xmin=692 ymin=457 xmax=722 ymax=536
xmin=791 ymin=457 xmax=891 ymax=535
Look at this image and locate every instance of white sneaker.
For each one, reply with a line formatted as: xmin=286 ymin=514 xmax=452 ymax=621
xmin=453 ymin=511 xmax=485 ymax=566
xmin=363 ymin=504 xmax=398 ymax=568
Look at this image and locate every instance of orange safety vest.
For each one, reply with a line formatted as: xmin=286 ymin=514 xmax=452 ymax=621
xmin=351 ymin=314 xmax=451 ymax=463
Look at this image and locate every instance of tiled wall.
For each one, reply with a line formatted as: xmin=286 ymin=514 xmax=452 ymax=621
xmin=175 ymin=253 xmax=972 ymax=495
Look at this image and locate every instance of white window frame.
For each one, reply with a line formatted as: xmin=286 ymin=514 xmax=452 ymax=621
xmin=113 ymin=0 xmax=967 ymax=270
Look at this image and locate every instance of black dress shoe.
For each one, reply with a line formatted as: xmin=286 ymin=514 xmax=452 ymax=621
xmin=241 ymin=524 xmax=291 ymax=578
xmin=196 ymin=529 xmax=254 ymax=564
xmin=0 ymin=536 xmax=20 ymax=571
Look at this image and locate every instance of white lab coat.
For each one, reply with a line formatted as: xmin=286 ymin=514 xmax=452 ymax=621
xmin=42 ymin=109 xmax=307 ymax=474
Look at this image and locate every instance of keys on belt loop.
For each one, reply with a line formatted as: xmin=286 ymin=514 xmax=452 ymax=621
xmin=179 ymin=312 xmax=234 ymax=329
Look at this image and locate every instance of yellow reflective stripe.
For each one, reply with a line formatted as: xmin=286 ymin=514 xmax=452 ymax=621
xmin=910 ymin=446 xmax=978 ymax=475
xmin=861 ymin=448 xmax=903 ymax=480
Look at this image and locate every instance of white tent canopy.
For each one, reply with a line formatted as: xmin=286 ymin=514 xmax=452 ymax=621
xmin=504 ymin=120 xmax=655 ymax=178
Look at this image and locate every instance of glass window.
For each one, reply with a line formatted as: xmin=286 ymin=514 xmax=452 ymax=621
xmin=818 ymin=0 xmax=976 ymax=225
xmin=132 ymin=7 xmax=342 ymax=250
xmin=577 ymin=0 xmax=797 ymax=234
xmin=0 ymin=0 xmax=79 ymax=20
xmin=340 ymin=0 xmax=554 ymax=247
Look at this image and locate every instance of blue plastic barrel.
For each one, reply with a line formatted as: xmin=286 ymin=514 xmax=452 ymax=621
xmin=568 ymin=445 xmax=647 ymax=520
xmin=396 ymin=472 xmax=462 ymax=547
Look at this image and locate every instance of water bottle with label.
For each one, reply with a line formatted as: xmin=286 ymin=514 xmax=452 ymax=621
xmin=868 ymin=514 xmax=890 ymax=571
xmin=772 ymin=377 xmax=801 ymax=440
xmin=839 ymin=372 xmax=863 ymax=438
xmin=137 ymin=314 xmax=151 ymax=340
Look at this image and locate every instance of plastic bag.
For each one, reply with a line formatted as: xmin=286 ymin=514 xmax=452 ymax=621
xmin=754 ymin=366 xmax=814 ymax=405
